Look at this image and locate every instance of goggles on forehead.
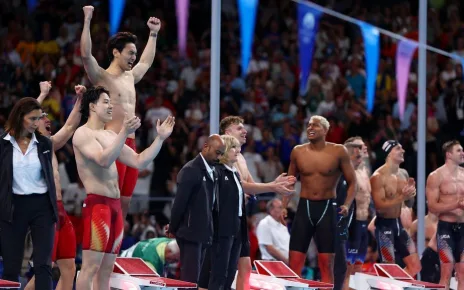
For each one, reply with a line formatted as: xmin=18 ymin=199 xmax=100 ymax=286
xmin=40 ymin=112 xmax=49 ymax=119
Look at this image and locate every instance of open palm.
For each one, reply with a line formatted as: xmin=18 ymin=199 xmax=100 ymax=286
xmin=157 ymin=116 xmax=175 ymax=140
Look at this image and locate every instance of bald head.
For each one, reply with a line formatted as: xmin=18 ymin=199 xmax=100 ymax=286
xmin=202 ymin=134 xmax=226 ymax=164
xmin=207 ymin=134 xmax=224 ymax=145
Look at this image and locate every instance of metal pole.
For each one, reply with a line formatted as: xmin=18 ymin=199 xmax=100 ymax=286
xmin=417 ymin=0 xmax=427 ymax=276
xmin=209 ymin=0 xmax=221 ymax=134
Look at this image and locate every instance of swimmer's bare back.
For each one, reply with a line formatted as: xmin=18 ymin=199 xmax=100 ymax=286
xmin=289 ymin=142 xmax=347 ymax=200
xmin=73 ymin=126 xmax=121 ymax=198
xmin=430 ymin=166 xmax=464 ymax=223
xmin=371 ymin=167 xmax=412 ymax=219
xmin=96 ymin=72 xmax=137 ymax=138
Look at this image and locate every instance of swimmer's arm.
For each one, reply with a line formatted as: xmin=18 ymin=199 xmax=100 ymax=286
xmin=132 ymin=32 xmax=158 ymax=84
xmin=80 ymin=14 xmax=103 ymax=83
xmin=37 ymin=85 xmax=50 ymax=104
xmin=287 ymin=149 xmax=299 ymax=187
xmin=72 ymin=128 xmax=128 ymax=168
xmin=169 ymin=167 xmax=197 ymax=233
xmin=370 ymin=175 xmax=405 ymax=209
xmin=426 ymin=171 xmax=459 ymax=213
xmin=282 ymin=149 xmax=299 ymax=209
xmin=51 ymin=96 xmax=82 ymax=151
xmin=241 ymin=181 xmax=280 ymax=194
xmin=340 ymin=146 xmax=357 ymax=208
xmin=118 ymin=135 xmax=164 ymax=169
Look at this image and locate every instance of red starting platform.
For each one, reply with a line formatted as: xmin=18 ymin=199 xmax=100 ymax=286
xmin=350 ymin=263 xmax=445 ymax=289
xmin=107 ymin=257 xmax=196 ymax=289
xmin=232 ymin=260 xmax=333 ymax=289
xmin=0 ymin=279 xmax=20 ymax=289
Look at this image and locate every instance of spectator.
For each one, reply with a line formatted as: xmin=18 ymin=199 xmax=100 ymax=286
xmin=256 ymin=198 xmax=290 ymax=264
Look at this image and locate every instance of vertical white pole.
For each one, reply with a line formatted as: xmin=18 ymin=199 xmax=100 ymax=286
xmin=416 ymin=0 xmax=427 ymax=278
xmin=210 ymin=0 xmax=221 ymax=134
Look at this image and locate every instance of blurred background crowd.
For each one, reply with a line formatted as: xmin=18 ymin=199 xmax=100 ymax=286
xmin=0 ymin=0 xmax=463 ymax=284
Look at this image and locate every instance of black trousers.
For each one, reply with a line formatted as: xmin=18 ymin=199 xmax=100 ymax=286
xmin=176 ymin=237 xmax=208 ymax=287
xmin=0 ymin=194 xmax=55 ymax=290
xmin=333 ymin=238 xmax=347 ymax=290
xmin=199 ymin=222 xmax=242 ymax=290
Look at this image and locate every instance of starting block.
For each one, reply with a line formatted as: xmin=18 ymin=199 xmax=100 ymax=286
xmin=0 ymin=279 xmax=20 ymax=289
xmin=232 ymin=260 xmax=333 ymax=289
xmin=351 ymin=263 xmax=445 ymax=289
xmin=108 ymin=257 xmax=197 ymax=289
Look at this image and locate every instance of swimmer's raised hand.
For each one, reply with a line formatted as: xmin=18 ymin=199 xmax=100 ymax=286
xmin=83 ymin=6 xmax=94 ymax=21
xmin=123 ymin=114 xmax=141 ymax=135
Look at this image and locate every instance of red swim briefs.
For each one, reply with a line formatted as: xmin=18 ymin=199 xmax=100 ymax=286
xmin=116 ymin=138 xmax=139 ymax=198
xmin=82 ymin=194 xmax=124 ymax=254
xmin=52 ymin=201 xmax=76 ymax=261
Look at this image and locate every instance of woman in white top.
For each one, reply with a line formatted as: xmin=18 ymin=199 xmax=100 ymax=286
xmin=0 ymin=97 xmax=58 ymax=290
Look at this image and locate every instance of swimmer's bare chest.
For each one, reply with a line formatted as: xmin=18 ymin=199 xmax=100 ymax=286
xmin=98 ymin=72 xmax=137 ymax=137
xmin=76 ymin=130 xmax=120 ymax=197
xmin=294 ymin=145 xmax=341 ymax=200
xmin=377 ymin=173 xmax=406 ymax=218
xmin=438 ymin=170 xmax=464 ymax=222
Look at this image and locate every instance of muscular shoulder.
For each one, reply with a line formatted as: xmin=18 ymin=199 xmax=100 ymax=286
xmin=332 ymin=143 xmax=349 ymax=156
xmin=427 ymin=168 xmax=443 ymax=184
xmin=292 ymin=144 xmax=306 ymax=153
xmin=73 ymin=126 xmax=92 ymax=145
xmin=370 ymin=171 xmax=385 ymax=185
xmin=398 ymin=168 xmax=409 ymax=180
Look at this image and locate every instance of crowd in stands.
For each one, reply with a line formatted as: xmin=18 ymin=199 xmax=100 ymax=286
xmin=1 ymin=0 xmax=464 ymax=283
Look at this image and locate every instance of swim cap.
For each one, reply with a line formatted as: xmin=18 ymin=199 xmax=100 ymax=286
xmin=382 ymin=140 xmax=399 ymax=155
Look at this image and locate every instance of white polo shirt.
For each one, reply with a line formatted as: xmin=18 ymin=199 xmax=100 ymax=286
xmin=3 ymin=133 xmax=48 ymax=195
xmin=256 ymin=215 xmax=290 ymax=261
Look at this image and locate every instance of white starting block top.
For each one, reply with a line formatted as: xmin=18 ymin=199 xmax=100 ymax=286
xmin=107 ymin=257 xmax=197 ymax=290
xmin=232 ymin=260 xmax=334 ymax=289
xmin=0 ymin=279 xmax=20 ymax=289
xmin=351 ymin=263 xmax=445 ymax=290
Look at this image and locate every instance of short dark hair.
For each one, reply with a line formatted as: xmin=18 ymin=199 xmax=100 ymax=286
xmin=107 ymin=32 xmax=137 ymax=62
xmin=219 ymin=116 xmax=244 ymax=134
xmin=442 ymin=140 xmax=461 ymax=158
xmin=80 ymin=86 xmax=110 ymax=120
xmin=5 ymin=97 xmax=42 ymax=140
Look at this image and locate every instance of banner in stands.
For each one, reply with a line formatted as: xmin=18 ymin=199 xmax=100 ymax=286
xmin=110 ymin=0 xmax=126 ymax=36
xmin=176 ymin=0 xmax=190 ymax=57
xmin=238 ymin=0 xmax=259 ymax=77
xmin=358 ymin=21 xmax=380 ymax=113
xmin=297 ymin=3 xmax=322 ymax=96
xmin=396 ymin=39 xmax=418 ymax=121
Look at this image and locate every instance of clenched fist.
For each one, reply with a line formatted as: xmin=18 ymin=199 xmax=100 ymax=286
xmin=83 ymin=6 xmax=94 ymax=20
xmin=147 ymin=17 xmax=161 ymax=33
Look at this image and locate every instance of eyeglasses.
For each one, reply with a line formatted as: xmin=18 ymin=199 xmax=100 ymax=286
xmin=39 ymin=113 xmax=49 ymax=119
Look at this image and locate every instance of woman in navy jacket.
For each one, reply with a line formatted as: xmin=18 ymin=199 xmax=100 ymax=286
xmin=0 ymin=97 xmax=58 ymax=290
xmin=199 ymin=135 xmax=248 ymax=289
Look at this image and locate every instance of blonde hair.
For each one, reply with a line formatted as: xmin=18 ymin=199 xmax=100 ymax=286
xmin=309 ymin=115 xmax=330 ymax=131
xmin=219 ymin=135 xmax=240 ymax=164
